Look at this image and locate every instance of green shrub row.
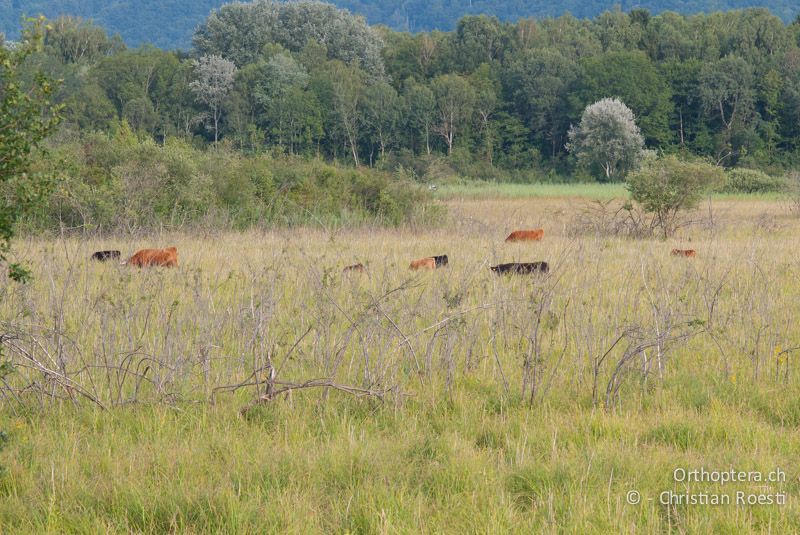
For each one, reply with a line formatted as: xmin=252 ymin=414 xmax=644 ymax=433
xmin=24 ymin=127 xmax=443 ymax=234
xmin=719 ymin=168 xmax=786 ymax=194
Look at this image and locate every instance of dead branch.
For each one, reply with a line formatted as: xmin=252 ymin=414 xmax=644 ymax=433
xmin=238 ymin=378 xmax=388 ymax=415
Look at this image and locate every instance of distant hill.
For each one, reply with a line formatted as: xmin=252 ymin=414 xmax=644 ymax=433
xmin=1 ymin=0 xmax=797 ymax=49
xmin=0 ymin=0 xmax=228 ymax=49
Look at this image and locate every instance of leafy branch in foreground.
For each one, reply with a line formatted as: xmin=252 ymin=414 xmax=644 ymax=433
xmin=0 ymin=17 xmax=63 ymax=282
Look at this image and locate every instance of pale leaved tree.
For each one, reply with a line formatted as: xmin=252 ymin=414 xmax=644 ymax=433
xmin=567 ymin=97 xmax=644 ymax=181
xmin=189 ymin=54 xmax=237 ymax=144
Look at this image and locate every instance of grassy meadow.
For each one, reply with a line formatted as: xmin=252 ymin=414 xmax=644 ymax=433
xmin=433 ymin=181 xmax=790 ymax=201
xmin=2 ymin=190 xmax=800 ymax=532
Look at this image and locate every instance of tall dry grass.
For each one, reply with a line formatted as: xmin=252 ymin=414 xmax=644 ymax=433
xmin=3 ymin=197 xmax=797 ymax=409
xmin=1 ymin=196 xmax=800 ymax=532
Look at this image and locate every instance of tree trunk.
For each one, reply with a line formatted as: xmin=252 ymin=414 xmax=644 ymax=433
xmin=349 ymin=135 xmax=359 ymax=166
xmin=425 ymin=124 xmax=431 ymax=155
xmin=213 ymin=104 xmax=219 ymax=145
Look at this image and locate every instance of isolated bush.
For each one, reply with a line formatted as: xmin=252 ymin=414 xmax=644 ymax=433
xmin=626 ymin=155 xmax=724 ymax=238
xmin=720 ymin=168 xmax=785 ymax=194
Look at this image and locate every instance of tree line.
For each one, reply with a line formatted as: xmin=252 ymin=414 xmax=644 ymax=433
xmin=10 ymin=2 xmax=800 ymax=182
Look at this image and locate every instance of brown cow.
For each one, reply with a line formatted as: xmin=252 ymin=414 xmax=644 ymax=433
xmin=505 ymin=229 xmax=544 ymax=242
xmin=409 ymin=257 xmax=436 ymax=270
xmin=670 ymin=249 xmax=696 ymax=257
xmin=126 ymin=247 xmax=178 ymax=267
xmin=343 ymin=263 xmax=366 ymax=274
xmin=409 ymin=254 xmax=448 ymax=270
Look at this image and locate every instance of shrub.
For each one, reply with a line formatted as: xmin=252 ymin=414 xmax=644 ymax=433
xmin=626 ymin=155 xmax=724 ymax=238
xmin=720 ymin=168 xmax=785 ymax=194
xmin=25 ymin=133 xmax=441 ymax=233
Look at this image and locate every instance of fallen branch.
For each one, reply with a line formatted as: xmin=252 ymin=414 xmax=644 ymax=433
xmin=239 ymin=378 xmax=387 ymax=415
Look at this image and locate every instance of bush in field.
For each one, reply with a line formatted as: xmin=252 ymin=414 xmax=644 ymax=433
xmin=27 ymin=130 xmax=440 ymax=232
xmin=626 ymin=155 xmax=724 ymax=238
xmin=720 ymin=168 xmax=785 ymax=194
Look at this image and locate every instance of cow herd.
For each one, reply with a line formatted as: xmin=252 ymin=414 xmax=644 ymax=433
xmin=90 ymin=230 xmax=696 ymax=275
xmin=402 ymin=229 xmax=551 ymax=275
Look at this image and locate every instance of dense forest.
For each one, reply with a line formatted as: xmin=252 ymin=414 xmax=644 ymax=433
xmin=5 ymin=2 xmax=800 ymax=230
xmin=336 ymin=0 xmax=799 ymax=32
xmin=1 ymin=0 xmax=798 ymax=48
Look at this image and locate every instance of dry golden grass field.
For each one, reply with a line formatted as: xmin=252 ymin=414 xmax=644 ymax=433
xmin=2 ymin=192 xmax=800 ymax=533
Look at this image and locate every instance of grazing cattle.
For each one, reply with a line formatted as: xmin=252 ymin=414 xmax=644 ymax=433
xmin=490 ymin=262 xmax=549 ymax=275
xmin=670 ymin=249 xmax=696 ymax=257
xmin=343 ymin=263 xmax=366 ymax=274
xmin=505 ymin=229 xmax=544 ymax=242
xmin=409 ymin=255 xmax=448 ymax=270
xmin=432 ymin=254 xmax=448 ymax=267
xmin=90 ymin=250 xmax=120 ymax=262
xmin=409 ymin=257 xmax=436 ymax=270
xmin=126 ymin=247 xmax=178 ymax=267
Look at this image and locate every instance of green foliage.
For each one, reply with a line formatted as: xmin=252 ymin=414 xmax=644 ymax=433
xmin=574 ymin=51 xmax=673 ymax=146
xmin=27 ymin=132 xmax=439 ymax=231
xmin=193 ymin=1 xmax=386 ymax=78
xmin=44 ymin=16 xmax=124 ymax=64
xmin=0 ymin=360 xmax=13 ymax=381
xmin=626 ymin=154 xmax=724 ymax=237
xmin=505 ymin=48 xmax=576 ymax=160
xmin=567 ymin=98 xmax=644 ymax=181
xmin=720 ymin=168 xmax=786 ymax=194
xmin=431 ymin=74 xmax=476 ymax=155
xmin=5 ymin=7 xmax=800 ymax=184
xmin=0 ymin=18 xmax=63 ymax=280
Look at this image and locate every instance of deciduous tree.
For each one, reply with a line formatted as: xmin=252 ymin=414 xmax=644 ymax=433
xmin=431 ymin=73 xmax=475 ymax=156
xmin=567 ymin=98 xmax=644 ymax=180
xmin=190 ymin=54 xmax=237 ymax=144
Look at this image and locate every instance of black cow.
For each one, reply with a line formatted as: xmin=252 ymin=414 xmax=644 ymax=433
xmin=490 ymin=262 xmax=549 ymax=275
xmin=432 ymin=255 xmax=449 ymax=267
xmin=91 ymin=250 xmax=121 ymax=262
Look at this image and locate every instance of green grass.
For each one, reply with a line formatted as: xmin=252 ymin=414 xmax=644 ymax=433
xmin=434 ymin=181 xmax=791 ymax=201
xmin=2 ymin=386 xmax=798 ymax=533
xmin=434 ymin=181 xmax=629 ymax=200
